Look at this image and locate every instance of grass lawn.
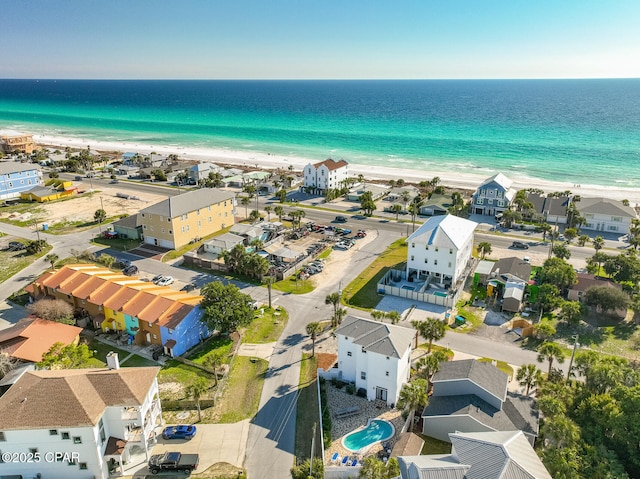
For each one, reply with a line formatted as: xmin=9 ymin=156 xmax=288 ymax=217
xmin=91 ymin=236 xmax=141 ymax=251
xmin=158 ymin=360 xmax=217 ymax=399
xmin=317 ymin=248 xmax=332 ymax=260
xmin=241 ymin=307 xmax=288 ymax=343
xmin=187 ymin=335 xmax=235 ymax=365
xmin=294 ymin=354 xmax=321 ymax=461
xmin=86 ymin=339 xmax=131 ymax=367
xmin=217 ymin=356 xmax=268 ymax=423
xmin=343 ymin=238 xmax=407 ymax=309
xmin=418 ymin=434 xmax=452 ymax=455
xmin=417 ymin=343 xmax=455 ymax=359
xmin=120 ymin=355 xmax=158 ymax=367
xmin=478 ymin=357 xmax=515 ymax=379
xmin=452 ymin=297 xmax=484 ymax=332
xmin=44 ymin=215 xmax=121 ymax=235
xmin=271 ymin=276 xmax=315 ymax=294
xmin=0 ymin=242 xmax=53 ymax=284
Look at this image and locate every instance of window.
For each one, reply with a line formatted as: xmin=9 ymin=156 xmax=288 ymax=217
xmin=449 ymin=249 xmax=453 ymax=254
xmin=347 ymin=351 xmax=352 ymax=357
xmin=477 ymin=198 xmax=484 ymax=205
xmin=73 ymin=437 xmax=82 ymax=444
xmin=79 ymin=463 xmax=88 ymax=470
xmin=612 ymin=216 xmax=623 ymax=222
xmin=361 ymin=347 xmax=367 ymax=354
xmin=386 ymin=371 xmax=389 ymax=376
xmin=434 ymin=260 xmax=438 ymax=265
xmin=186 ymin=225 xmax=189 ymax=232
xmin=169 ymin=230 xmax=172 ymax=234
xmin=411 ymin=255 xmax=414 ymax=261
xmin=435 ymin=247 xmax=439 ymax=252
xmin=361 ymin=371 xmax=367 ymax=380
xmin=198 ymin=220 xmax=201 ymax=227
xmin=161 ymin=228 xmax=165 ymax=234
xmin=209 ymin=217 xmax=212 ymax=222
xmin=148 ymin=322 xmax=152 ymax=327
xmin=49 ymin=429 xmax=58 ymax=435
xmin=153 ymin=334 xmax=157 ymax=340
xmin=448 ymin=262 xmax=452 ymax=267
xmin=411 ymin=243 xmax=415 ymax=248
xmin=424 ymin=259 xmax=428 ymax=263
xmin=143 ymin=225 xmax=147 ymax=229
xmin=61 ymin=432 xmax=70 ymax=440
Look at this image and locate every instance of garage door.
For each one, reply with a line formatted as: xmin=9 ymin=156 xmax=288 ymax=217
xmin=144 ymin=236 xmax=156 ymax=246
xmin=159 ymin=239 xmax=174 ymax=249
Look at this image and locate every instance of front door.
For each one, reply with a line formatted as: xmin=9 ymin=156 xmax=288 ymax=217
xmin=376 ymin=387 xmax=387 ymax=402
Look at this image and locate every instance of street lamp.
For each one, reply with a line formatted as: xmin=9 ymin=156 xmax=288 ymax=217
xmin=566 ymin=334 xmax=579 ymax=382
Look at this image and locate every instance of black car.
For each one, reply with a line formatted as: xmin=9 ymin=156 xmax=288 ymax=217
xmin=511 ymin=241 xmax=529 ymax=249
xmin=7 ymin=241 xmax=26 ymax=251
xmin=122 ymin=265 xmax=139 ymax=276
xmin=334 ymin=215 xmax=348 ymax=223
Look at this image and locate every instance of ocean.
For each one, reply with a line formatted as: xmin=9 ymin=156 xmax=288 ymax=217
xmin=1 ymin=79 xmax=639 ymax=187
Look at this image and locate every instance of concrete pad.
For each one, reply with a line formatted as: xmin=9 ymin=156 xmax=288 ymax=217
xmin=0 ymin=301 xmax=28 ymax=331
xmin=375 ymin=295 xmax=448 ymax=322
xmin=237 ymin=342 xmax=277 ymax=360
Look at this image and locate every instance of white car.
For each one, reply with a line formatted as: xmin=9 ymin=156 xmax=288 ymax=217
xmin=156 ymin=276 xmax=174 ymax=286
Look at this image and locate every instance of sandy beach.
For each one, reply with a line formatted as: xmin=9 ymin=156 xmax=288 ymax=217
xmin=34 ymin=133 xmax=640 ymax=205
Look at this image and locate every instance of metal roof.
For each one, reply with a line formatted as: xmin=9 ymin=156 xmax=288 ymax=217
xmin=335 ymin=315 xmax=415 ymax=359
xmin=407 ymin=215 xmax=477 ymax=250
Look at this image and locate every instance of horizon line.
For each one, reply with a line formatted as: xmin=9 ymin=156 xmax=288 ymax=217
xmin=1 ymin=77 xmax=639 ymax=82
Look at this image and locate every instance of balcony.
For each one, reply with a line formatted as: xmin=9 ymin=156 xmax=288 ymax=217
xmin=121 ymin=407 xmax=140 ymax=421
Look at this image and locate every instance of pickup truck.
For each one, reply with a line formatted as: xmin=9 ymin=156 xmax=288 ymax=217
xmin=148 ymin=451 xmax=199 ymax=474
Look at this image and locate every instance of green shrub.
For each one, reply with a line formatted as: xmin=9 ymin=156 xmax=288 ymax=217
xmin=346 ymin=383 xmax=356 ymax=395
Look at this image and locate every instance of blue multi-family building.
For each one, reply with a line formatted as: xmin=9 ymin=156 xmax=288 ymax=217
xmin=0 ymin=161 xmax=44 ymax=200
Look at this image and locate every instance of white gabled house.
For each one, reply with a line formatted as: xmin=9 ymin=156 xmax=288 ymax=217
xmin=303 ymin=158 xmax=349 ymax=194
xmin=576 ymin=197 xmax=637 ymax=235
xmin=406 ymin=214 xmax=478 ymax=289
xmin=333 ymin=316 xmax=415 ymax=406
xmin=0 ymin=359 xmax=162 ymax=479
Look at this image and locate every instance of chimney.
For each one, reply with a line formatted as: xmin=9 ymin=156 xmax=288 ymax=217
xmin=106 ymin=351 xmax=120 ymax=370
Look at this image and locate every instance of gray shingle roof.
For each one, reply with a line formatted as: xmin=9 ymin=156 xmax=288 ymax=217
xmin=492 ymin=257 xmax=532 ymax=283
xmin=139 ymin=188 xmax=234 ymax=217
xmin=577 ymin=197 xmax=636 ymax=218
xmin=0 ymin=161 xmax=41 ymax=175
xmin=334 ymin=315 xmax=415 ymax=359
xmin=432 ymin=360 xmax=508 ymax=400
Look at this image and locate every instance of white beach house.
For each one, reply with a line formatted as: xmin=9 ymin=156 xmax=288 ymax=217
xmin=333 ymin=316 xmax=415 ymax=406
xmin=406 ymin=214 xmax=478 ymax=289
xmin=303 ymin=158 xmax=349 ymax=194
xmin=576 ymin=197 xmax=637 ymax=235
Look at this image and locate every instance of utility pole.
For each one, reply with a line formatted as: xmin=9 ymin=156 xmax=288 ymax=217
xmin=567 ymin=334 xmax=579 ymax=382
xmin=33 ymin=219 xmax=41 ymax=241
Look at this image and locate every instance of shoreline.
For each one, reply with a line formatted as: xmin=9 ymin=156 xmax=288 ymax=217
xmin=33 ymin=133 xmax=640 ymax=205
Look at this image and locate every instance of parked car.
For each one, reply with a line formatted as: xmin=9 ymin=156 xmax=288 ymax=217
xmin=148 ymin=451 xmax=199 ymax=474
xmin=161 ymin=425 xmax=197 ymax=440
xmin=7 ymin=241 xmax=26 ymax=251
xmin=156 ymin=276 xmax=174 ymax=286
xmin=356 ymin=230 xmax=367 ymax=238
xmin=334 ymin=215 xmax=348 ymax=223
xmin=103 ymin=230 xmax=118 ymax=239
xmin=122 ymin=265 xmax=139 ymax=276
xmin=151 ymin=274 xmax=165 ymax=283
xmin=109 ymin=179 xmax=119 ymax=184
xmin=511 ymin=241 xmax=529 ymax=249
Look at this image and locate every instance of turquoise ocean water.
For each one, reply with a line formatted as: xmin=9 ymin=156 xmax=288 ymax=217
xmin=0 ymin=79 xmax=639 ymax=187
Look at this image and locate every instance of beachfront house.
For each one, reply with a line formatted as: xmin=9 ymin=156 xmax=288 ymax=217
xmin=332 ymin=315 xmax=415 ymax=406
xmin=398 ymin=430 xmax=551 ymax=479
xmin=138 ymin=188 xmax=235 ymax=249
xmin=419 ymin=193 xmax=452 ymax=216
xmin=406 ymin=214 xmax=477 ymax=289
xmin=0 ymin=365 xmax=162 ymax=478
xmin=525 ymin=192 xmax=570 ymax=224
xmin=575 ymin=197 xmax=636 ymax=235
xmin=188 ymin=162 xmax=220 ymax=183
xmin=471 ymin=173 xmax=515 ymax=216
xmin=422 ymin=359 xmax=539 ymax=445
xmin=303 ymin=158 xmax=349 ymax=195
xmin=0 ymin=129 xmax=35 ymax=155
xmin=0 ymin=161 xmax=44 ymax=200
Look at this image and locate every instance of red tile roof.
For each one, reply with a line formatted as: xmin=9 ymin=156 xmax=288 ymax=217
xmin=313 ymin=158 xmax=348 ymax=171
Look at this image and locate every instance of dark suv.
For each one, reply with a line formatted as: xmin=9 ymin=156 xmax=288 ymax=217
xmin=334 ymin=216 xmax=347 ymax=223
xmin=511 ymin=241 xmax=529 ymax=249
xmin=122 ymin=265 xmax=139 ymax=276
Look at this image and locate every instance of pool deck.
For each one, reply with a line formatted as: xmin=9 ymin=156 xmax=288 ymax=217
xmin=324 ymin=384 xmax=404 ymax=464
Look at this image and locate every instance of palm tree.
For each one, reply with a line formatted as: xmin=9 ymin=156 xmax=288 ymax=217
xmin=397 ymin=379 xmax=428 ymax=431
xmin=359 ymin=456 xmax=400 ymax=479
xmin=412 ymin=318 xmax=446 ymax=352
xmin=240 ymin=196 xmax=250 ymax=218
xmin=577 ymin=234 xmax=590 ymax=247
xmin=306 ymin=322 xmax=322 ymax=357
xmin=385 ymin=310 xmax=401 ymax=324
xmin=400 ymin=190 xmax=411 ymax=212
xmin=477 ymin=241 xmax=492 ymax=259
xmin=274 ymin=205 xmax=284 ymax=222
xmin=94 ymin=208 xmax=107 ymax=224
xmin=325 ymin=292 xmax=340 ymax=325
xmin=592 ymin=235 xmax=605 ymax=252
xmin=203 ymin=351 xmax=225 ymax=387
xmin=391 ymin=204 xmax=403 ymax=220
xmin=264 ymin=205 xmax=272 ymax=222
xmin=45 ymin=253 xmax=59 ymax=270
xmin=537 ymin=341 xmax=565 ymax=375
xmin=416 ymin=353 xmax=447 ymax=391
xmin=185 ymin=377 xmax=208 ymax=422
xmin=408 ymin=197 xmax=423 ymax=232
xmin=516 ymin=364 xmax=542 ymax=395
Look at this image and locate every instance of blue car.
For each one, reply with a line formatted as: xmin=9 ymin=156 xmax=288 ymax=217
xmin=161 ymin=425 xmax=197 ymax=440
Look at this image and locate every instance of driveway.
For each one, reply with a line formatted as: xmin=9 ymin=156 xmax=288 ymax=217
xmin=0 ymin=301 xmax=28 ymax=330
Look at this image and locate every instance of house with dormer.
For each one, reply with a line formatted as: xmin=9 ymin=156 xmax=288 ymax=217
xmin=472 ymin=173 xmax=515 ymax=216
xmin=303 ymin=158 xmax=349 ymax=194
xmin=422 ymin=360 xmax=539 ymax=445
xmin=0 ymin=363 xmax=162 ymax=479
xmin=333 ymin=316 xmax=415 ymax=406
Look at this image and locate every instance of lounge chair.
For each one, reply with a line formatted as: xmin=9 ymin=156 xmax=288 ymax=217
xmin=341 ymin=456 xmax=349 ymax=466
xmin=351 ymin=459 xmax=358 ymax=466
xmin=331 ymin=452 xmax=339 ymax=462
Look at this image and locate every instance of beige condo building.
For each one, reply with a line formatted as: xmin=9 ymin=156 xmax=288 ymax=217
xmin=0 ymin=129 xmax=36 ymax=155
xmin=139 ymin=188 xmax=236 ymax=249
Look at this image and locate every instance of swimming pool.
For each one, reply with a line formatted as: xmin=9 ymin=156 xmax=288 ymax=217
xmin=342 ymin=419 xmax=395 ymax=452
xmin=401 ymin=285 xmax=415 ymax=291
